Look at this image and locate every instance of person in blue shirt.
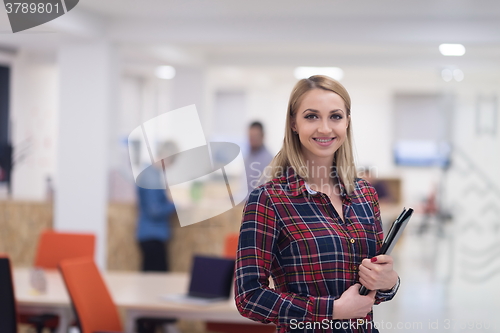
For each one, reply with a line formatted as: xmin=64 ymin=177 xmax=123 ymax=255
xmin=136 ymin=141 xmax=178 ymax=272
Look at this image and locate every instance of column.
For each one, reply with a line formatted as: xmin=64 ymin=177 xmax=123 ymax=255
xmin=55 ymin=42 xmax=118 ymax=268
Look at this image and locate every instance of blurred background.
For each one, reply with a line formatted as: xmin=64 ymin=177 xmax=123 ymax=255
xmin=0 ymin=0 xmax=499 ymax=332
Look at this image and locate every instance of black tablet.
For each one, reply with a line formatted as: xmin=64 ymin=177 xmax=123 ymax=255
xmin=359 ymin=207 xmax=414 ymax=295
xmin=379 ymin=207 xmax=414 ymax=255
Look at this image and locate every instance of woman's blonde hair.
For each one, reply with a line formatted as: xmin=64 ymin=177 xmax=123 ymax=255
xmin=267 ymin=75 xmax=357 ymax=194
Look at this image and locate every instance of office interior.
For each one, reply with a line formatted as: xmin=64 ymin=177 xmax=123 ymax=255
xmin=0 ymin=1 xmax=500 ymax=332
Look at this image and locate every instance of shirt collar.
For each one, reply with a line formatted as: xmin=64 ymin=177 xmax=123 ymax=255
xmin=285 ymin=166 xmax=350 ymax=200
xmin=285 ymin=166 xmax=307 ymax=197
xmin=249 ymin=145 xmax=267 ymax=156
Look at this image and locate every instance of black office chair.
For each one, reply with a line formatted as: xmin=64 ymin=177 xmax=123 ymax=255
xmin=0 ymin=255 xmax=18 ymax=333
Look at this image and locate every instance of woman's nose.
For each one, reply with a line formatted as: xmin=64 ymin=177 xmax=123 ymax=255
xmin=318 ymin=120 xmax=331 ymax=134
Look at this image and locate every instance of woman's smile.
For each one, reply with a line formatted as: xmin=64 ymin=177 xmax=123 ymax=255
xmin=313 ymin=137 xmax=336 ymax=146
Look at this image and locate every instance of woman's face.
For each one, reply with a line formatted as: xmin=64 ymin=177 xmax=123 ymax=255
xmin=291 ymin=88 xmax=349 ymax=165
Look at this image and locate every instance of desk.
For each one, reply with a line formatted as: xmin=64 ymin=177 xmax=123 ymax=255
xmin=14 ymin=268 xmax=267 ymax=333
xmin=14 ymin=268 xmax=73 ymax=333
xmin=103 ymin=271 xmax=264 ymax=332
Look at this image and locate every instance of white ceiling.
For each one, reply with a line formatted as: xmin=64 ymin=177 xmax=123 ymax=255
xmin=1 ymin=0 xmax=500 ymax=70
xmin=79 ymin=0 xmax=500 ymax=20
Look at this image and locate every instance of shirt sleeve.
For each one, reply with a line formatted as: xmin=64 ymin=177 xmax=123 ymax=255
xmin=370 ymin=185 xmax=400 ymax=304
xmin=234 ymin=187 xmax=336 ymax=325
xmin=138 ymin=187 xmax=176 ymax=220
xmin=376 ymin=276 xmax=400 ymax=301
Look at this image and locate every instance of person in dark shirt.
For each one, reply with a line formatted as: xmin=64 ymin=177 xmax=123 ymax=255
xmin=245 ymin=121 xmax=274 ymax=191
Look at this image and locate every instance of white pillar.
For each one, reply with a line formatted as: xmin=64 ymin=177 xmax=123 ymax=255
xmin=55 ymin=42 xmax=118 ymax=268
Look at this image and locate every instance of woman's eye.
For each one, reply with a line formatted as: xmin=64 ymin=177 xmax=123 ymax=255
xmin=304 ymin=114 xmax=342 ymax=120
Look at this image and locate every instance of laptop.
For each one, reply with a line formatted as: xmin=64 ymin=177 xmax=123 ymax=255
xmin=162 ymin=255 xmax=235 ymax=304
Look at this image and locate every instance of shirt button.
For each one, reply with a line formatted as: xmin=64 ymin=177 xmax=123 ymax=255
xmin=350 ymin=238 xmax=355 ymax=244
xmin=353 ymin=265 xmax=357 ymax=270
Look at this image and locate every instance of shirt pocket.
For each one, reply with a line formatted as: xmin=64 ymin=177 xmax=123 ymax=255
xmin=349 ymin=202 xmax=376 ymax=225
xmin=280 ymin=217 xmax=339 ymax=261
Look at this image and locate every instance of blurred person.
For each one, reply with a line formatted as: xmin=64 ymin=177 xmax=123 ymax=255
xmin=245 ymin=121 xmax=273 ymax=191
xmin=235 ymin=76 xmax=399 ymax=332
xmin=135 ymin=141 xmax=180 ymax=333
xmin=136 ymin=141 xmax=178 ymax=272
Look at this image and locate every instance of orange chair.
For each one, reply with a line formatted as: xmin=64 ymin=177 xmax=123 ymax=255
xmin=34 ymin=230 xmax=96 ymax=269
xmin=0 ymin=255 xmax=18 ymax=333
xmin=59 ymin=257 xmax=122 ymax=333
xmin=223 ymin=233 xmax=239 ymax=259
xmin=206 ymin=233 xmax=276 ymax=333
xmin=21 ymin=230 xmax=96 ymax=333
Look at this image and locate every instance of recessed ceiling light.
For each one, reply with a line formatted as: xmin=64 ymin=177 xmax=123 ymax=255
xmin=155 ymin=66 xmax=176 ymax=80
xmin=439 ymin=44 xmax=466 ymax=56
xmin=294 ymin=67 xmax=344 ymax=81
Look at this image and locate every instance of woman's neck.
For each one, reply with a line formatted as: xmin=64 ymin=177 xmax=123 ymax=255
xmin=305 ymin=157 xmax=336 ymax=194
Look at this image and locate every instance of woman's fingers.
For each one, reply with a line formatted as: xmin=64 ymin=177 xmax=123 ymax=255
xmin=359 ymin=276 xmax=375 ymax=290
xmin=359 ymin=255 xmax=397 ymax=290
xmin=361 ymin=255 xmax=393 ymax=270
xmin=371 ymin=255 xmax=393 ymax=264
xmin=335 ymin=283 xmax=377 ymax=319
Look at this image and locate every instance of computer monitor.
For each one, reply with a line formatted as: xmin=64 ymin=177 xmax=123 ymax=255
xmin=187 ymin=255 xmax=235 ymax=299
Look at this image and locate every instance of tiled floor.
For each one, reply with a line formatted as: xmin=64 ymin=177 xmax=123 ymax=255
xmin=373 ymin=219 xmax=500 ymax=332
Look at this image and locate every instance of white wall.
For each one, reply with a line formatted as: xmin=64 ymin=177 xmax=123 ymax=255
xmin=110 ymin=74 xmax=175 ymax=203
xmin=344 ymin=67 xmax=446 ymax=206
xmin=205 ymin=66 xmax=500 ymax=211
xmin=6 ymin=52 xmax=500 ymax=239
xmin=205 ymin=67 xmax=294 ymax=155
xmin=10 ymin=51 xmax=58 ymax=200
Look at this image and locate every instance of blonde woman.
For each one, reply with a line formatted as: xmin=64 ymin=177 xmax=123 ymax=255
xmin=234 ymin=75 xmax=399 ymax=333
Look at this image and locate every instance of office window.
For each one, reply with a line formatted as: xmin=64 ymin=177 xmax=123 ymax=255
xmin=476 ymin=94 xmax=497 ymax=135
xmin=213 ymin=91 xmax=246 ymax=138
xmin=393 ymin=93 xmax=452 ymax=167
xmin=211 ymin=91 xmax=247 ymax=171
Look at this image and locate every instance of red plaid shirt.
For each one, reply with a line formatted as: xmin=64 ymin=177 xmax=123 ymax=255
xmin=234 ymin=167 xmax=399 ymax=332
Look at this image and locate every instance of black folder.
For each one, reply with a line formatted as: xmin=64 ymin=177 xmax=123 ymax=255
xmin=359 ymin=207 xmax=414 ymax=295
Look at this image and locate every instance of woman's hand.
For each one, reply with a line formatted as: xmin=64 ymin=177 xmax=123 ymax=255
xmin=333 ymin=283 xmax=376 ymax=320
xmin=358 ymin=255 xmax=398 ymax=291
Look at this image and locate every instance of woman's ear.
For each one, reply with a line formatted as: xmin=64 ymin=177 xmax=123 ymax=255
xmin=290 ymin=120 xmax=297 ymax=132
